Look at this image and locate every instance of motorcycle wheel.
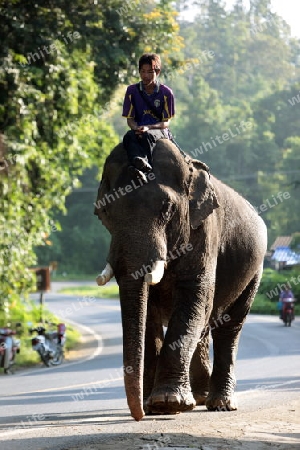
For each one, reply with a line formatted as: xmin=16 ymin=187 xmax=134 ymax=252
xmin=50 ymin=345 xmax=64 ymax=366
xmin=39 ymin=349 xmax=51 ymax=367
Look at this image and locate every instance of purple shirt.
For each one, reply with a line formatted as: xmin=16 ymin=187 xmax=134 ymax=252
xmin=280 ymin=290 xmax=294 ymax=299
xmin=122 ymin=81 xmax=175 ymax=126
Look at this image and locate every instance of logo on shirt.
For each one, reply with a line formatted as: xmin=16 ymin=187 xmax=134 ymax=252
xmin=154 ymin=99 xmax=161 ymax=108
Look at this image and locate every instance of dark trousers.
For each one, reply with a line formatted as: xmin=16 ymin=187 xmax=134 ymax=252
xmin=123 ymin=129 xmax=170 ymax=165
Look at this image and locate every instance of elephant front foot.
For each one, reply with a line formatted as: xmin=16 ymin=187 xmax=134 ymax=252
xmin=146 ymin=386 xmax=196 ymax=415
xmin=206 ymin=392 xmax=238 ymax=411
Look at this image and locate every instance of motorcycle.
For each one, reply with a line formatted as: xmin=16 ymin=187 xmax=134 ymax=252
xmin=0 ymin=326 xmax=21 ymax=374
xmin=281 ymin=298 xmax=295 ymax=327
xmin=29 ymin=323 xmax=66 ymax=367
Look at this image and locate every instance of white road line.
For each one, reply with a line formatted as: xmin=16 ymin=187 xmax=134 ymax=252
xmin=237 ymin=378 xmax=300 ymax=397
xmin=3 ymin=375 xmax=123 ymax=396
xmin=63 ymin=318 xmax=104 ymax=364
xmin=1 ymin=425 xmax=52 ymax=437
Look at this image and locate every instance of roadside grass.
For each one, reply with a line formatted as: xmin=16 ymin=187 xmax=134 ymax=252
xmin=58 ymin=283 xmax=119 ymax=299
xmin=58 ymin=283 xmax=300 ymax=315
xmin=51 ymin=273 xmax=96 ymax=281
xmin=53 ymin=267 xmax=300 ymax=311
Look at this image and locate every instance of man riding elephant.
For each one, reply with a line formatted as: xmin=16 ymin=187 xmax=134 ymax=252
xmin=122 ymin=53 xmax=175 ymax=183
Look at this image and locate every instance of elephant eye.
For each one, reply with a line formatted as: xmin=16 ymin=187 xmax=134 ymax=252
xmin=160 ymin=201 xmax=175 ymax=222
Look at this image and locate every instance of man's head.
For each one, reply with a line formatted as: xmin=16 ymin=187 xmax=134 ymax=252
xmin=138 ymin=53 xmax=161 ymax=88
xmin=138 ymin=53 xmax=161 ymax=73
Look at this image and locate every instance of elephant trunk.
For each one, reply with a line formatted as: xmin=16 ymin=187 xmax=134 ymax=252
xmin=119 ymin=278 xmax=149 ymax=421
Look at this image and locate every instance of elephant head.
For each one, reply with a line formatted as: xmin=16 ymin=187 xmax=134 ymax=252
xmin=94 ymin=140 xmax=219 ymax=420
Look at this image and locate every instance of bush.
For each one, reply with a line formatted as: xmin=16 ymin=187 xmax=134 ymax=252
xmin=252 ymin=267 xmax=300 ymax=315
xmin=251 ymin=293 xmax=279 ymax=315
xmin=258 ymin=267 xmax=300 ymax=301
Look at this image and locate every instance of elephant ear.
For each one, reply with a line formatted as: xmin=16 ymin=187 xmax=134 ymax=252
xmin=188 ymin=160 xmax=219 ymax=229
xmin=94 ymin=177 xmax=111 ymax=231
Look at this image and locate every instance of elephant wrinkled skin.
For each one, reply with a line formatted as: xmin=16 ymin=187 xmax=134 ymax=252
xmin=94 ymin=140 xmax=267 ymax=421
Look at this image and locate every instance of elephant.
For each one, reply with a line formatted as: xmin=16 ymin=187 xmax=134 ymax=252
xmin=94 ymin=139 xmax=267 ymax=421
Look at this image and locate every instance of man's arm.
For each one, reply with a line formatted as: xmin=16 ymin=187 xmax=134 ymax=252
xmin=127 ymin=118 xmax=138 ymax=130
xmin=127 ymin=118 xmax=171 ymax=132
xmin=148 ymin=120 xmax=170 ymax=130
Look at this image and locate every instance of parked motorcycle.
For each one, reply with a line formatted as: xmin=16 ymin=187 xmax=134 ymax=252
xmin=282 ymin=298 xmax=295 ymax=327
xmin=0 ymin=326 xmax=21 ymax=374
xmin=29 ymin=323 xmax=66 ymax=367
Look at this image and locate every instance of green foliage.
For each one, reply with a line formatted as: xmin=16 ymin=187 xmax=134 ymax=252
xmin=0 ymin=43 xmax=112 ymax=310
xmin=249 ymin=266 xmax=300 ymax=314
xmin=44 ymin=0 xmax=300 ymax=275
xmin=0 ymin=1 xmax=182 ymax=310
xmin=0 ymin=296 xmax=40 ymax=329
xmin=258 ymin=267 xmax=300 ymax=301
xmin=251 ymin=84 xmax=300 ymax=243
xmin=251 ymin=293 xmax=300 ymax=315
xmin=291 ymin=233 xmax=300 ymax=252
xmin=35 ymin=167 xmax=112 ymax=274
xmin=2 ymin=0 xmax=300 ymax=286
xmin=172 ymin=0 xmax=300 ymax=247
xmin=251 ymin=293 xmax=279 ymax=315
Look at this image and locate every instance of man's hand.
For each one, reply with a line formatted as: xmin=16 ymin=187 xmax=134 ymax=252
xmin=127 ymin=118 xmax=171 ymax=133
xmin=135 ymin=126 xmax=149 ymax=135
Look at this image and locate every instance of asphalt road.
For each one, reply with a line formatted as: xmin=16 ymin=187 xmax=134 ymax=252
xmin=0 ymin=290 xmax=299 ymax=450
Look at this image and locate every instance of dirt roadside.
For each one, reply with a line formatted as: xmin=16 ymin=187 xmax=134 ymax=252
xmin=14 ymin=342 xmax=299 ymax=449
xmin=61 ymin=322 xmax=300 ymax=450
xmin=60 ymin=396 xmax=300 ymax=450
xmin=42 ymin=294 xmax=299 ymax=450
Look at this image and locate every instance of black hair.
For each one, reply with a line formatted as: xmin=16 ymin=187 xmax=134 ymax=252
xmin=138 ymin=53 xmax=161 ymax=72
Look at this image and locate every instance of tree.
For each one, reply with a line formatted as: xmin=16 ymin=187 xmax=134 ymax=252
xmin=0 ymin=0 xmax=182 ymax=317
xmin=171 ymin=0 xmax=300 ymax=246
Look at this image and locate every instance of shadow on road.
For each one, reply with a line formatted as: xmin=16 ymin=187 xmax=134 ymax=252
xmin=0 ymin=425 xmax=299 ymax=450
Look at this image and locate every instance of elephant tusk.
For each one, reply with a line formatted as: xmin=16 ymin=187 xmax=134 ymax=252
xmin=96 ymin=263 xmax=114 ymax=286
xmin=144 ymin=260 xmax=165 ymax=285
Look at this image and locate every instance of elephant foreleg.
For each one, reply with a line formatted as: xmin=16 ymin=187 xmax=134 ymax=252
xmin=143 ymin=290 xmax=164 ymax=412
xmin=146 ymin=282 xmax=207 ymax=414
